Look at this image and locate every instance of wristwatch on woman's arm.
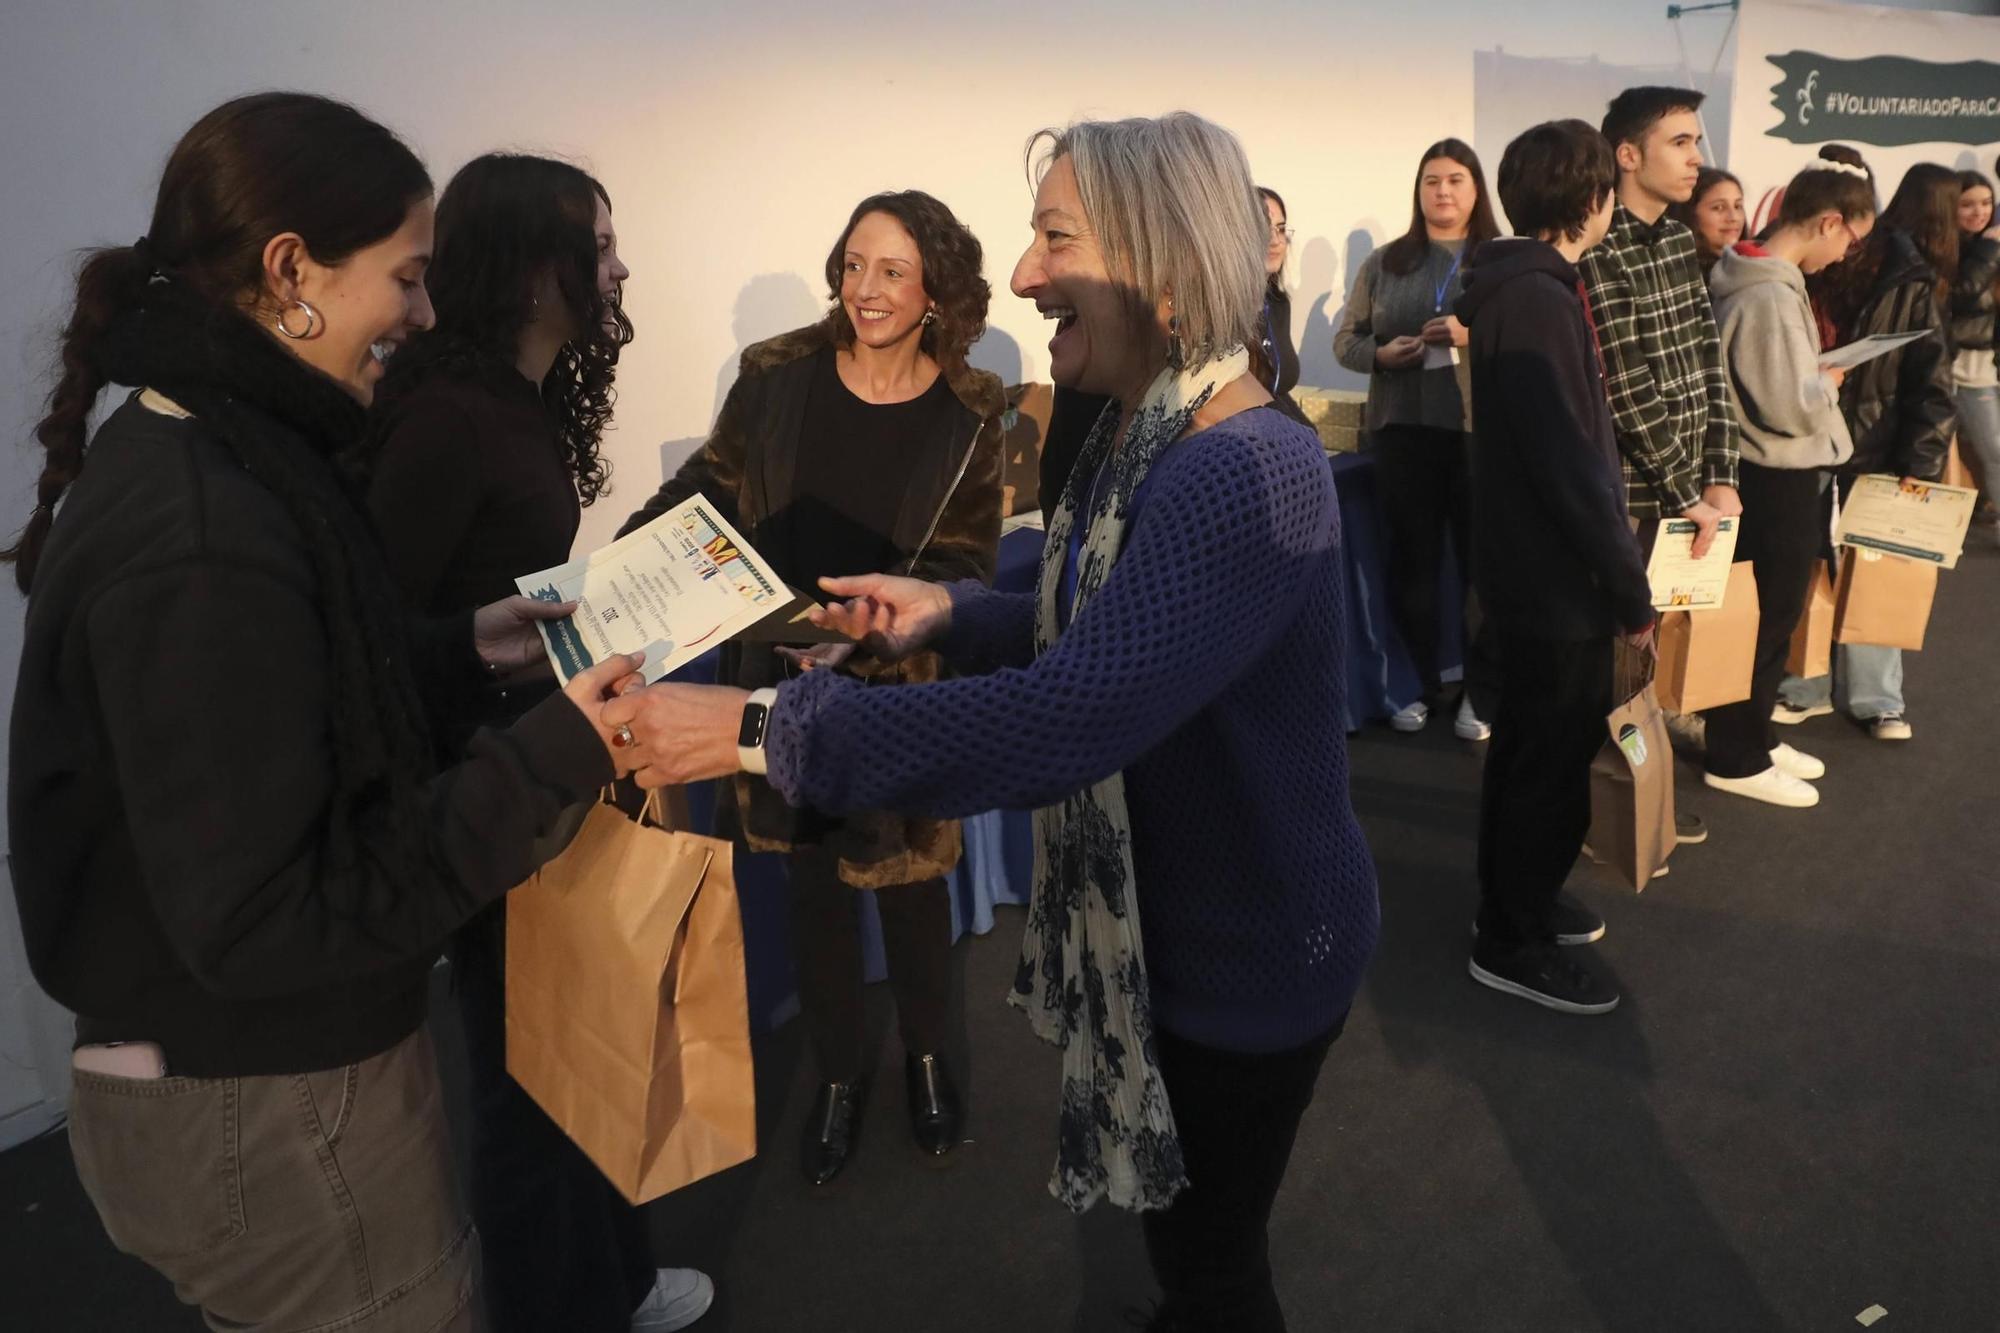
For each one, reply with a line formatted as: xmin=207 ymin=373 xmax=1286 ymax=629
xmin=737 ymin=688 xmax=779 ymax=774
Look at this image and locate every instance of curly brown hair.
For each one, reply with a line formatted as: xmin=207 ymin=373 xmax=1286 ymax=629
xmin=822 ymin=191 xmax=988 ymax=373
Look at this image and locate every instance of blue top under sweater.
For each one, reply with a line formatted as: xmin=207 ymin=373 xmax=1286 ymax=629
xmin=767 ymin=406 xmax=1380 ymax=1053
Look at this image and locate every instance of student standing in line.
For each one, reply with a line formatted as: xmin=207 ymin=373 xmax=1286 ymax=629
xmin=1948 ymin=170 xmax=2000 ymax=526
xmin=1581 ymin=87 xmax=1740 ymax=567
xmin=1456 ymin=119 xmax=1656 ymax=1015
xmin=1777 ymin=164 xmax=1958 ymax=740
xmin=1668 ymin=166 xmax=1745 ymax=279
xmin=1698 ymin=163 xmax=1876 ymax=809
xmin=367 ymin=153 xmax=712 ymax=1333
xmin=1335 ymin=138 xmax=1501 ymax=740
xmin=1580 ymin=86 xmax=1737 ymax=847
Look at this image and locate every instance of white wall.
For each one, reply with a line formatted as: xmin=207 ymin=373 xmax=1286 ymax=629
xmin=0 ymin=0 xmax=1993 ymax=1145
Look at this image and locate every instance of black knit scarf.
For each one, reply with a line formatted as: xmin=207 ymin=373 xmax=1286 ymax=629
xmin=94 ymin=287 xmax=436 ymax=882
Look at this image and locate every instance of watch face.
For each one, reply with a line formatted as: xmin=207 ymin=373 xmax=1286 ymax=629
xmin=738 ymin=703 xmax=769 ymax=749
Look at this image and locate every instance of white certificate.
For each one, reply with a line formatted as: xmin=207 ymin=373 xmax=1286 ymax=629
xmin=515 ymin=494 xmax=840 ymax=685
xmin=1817 ymin=330 xmax=1926 ymax=373
xmin=1646 ymin=516 xmax=1741 ymax=611
xmin=1833 ymin=473 xmax=1977 ymax=570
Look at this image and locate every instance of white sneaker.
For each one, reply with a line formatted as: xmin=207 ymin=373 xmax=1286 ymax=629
xmin=1869 ymin=712 xmax=1913 ymax=741
xmin=632 ymin=1268 xmax=715 ymax=1332
xmin=1389 ymin=701 xmax=1429 ymax=733
xmin=1453 ymin=697 xmax=1491 ymax=741
xmin=1703 ymin=766 xmax=1820 ymax=808
xmin=1772 ymin=700 xmax=1833 ymax=725
xmin=1769 ymin=742 xmax=1825 ymax=781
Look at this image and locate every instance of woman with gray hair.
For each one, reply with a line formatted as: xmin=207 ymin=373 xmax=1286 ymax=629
xmin=607 ymin=112 xmax=1379 ymax=1331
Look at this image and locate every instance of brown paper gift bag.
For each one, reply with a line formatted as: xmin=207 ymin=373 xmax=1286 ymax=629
xmin=1587 ymin=640 xmax=1677 ymax=892
xmin=1943 ymin=438 xmax=1977 ymax=492
xmin=1786 ymin=561 xmax=1836 ymax=679
xmin=1834 ymin=547 xmax=1938 ymax=651
xmin=1654 ymin=561 xmax=1759 ymax=712
xmin=507 ymin=787 xmax=755 ymax=1204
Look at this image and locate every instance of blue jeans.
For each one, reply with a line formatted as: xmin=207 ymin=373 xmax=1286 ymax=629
xmin=1956 ymin=384 xmax=2000 ymax=510
xmin=1780 ymin=643 xmax=1904 ymax=719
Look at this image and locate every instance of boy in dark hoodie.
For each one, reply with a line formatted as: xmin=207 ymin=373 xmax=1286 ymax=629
xmin=1456 ymin=119 xmax=1657 ymax=1015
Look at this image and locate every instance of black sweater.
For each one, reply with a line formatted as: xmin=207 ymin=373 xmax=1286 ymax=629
xmin=1457 ymin=239 xmax=1656 ymax=640
xmin=9 ymin=394 xmax=610 ymax=1077
xmin=369 ymin=363 xmax=579 ymax=614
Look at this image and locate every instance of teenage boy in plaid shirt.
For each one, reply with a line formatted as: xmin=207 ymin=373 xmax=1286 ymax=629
xmin=1581 ymin=87 xmax=1737 ymax=856
xmin=1582 ymin=87 xmax=1741 ymax=551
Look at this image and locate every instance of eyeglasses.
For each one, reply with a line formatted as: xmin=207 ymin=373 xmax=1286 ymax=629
xmin=1271 ymin=225 xmax=1296 ymax=242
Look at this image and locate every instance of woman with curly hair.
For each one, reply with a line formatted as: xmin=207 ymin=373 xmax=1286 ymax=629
xmin=617 ymin=190 xmax=1005 ymax=1186
xmin=366 ymin=155 xmax=714 ymax=1333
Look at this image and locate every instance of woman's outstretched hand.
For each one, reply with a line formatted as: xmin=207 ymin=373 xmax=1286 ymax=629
xmin=809 ymin=574 xmax=952 ymax=664
xmin=600 ymin=682 xmax=748 ymax=787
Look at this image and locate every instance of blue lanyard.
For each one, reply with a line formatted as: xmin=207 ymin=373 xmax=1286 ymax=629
xmin=1433 ymin=248 xmax=1464 ymax=314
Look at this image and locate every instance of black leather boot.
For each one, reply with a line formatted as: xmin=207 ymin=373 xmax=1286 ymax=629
xmin=904 ymin=1052 xmax=962 ymax=1157
xmin=801 ymin=1078 xmax=863 ymax=1186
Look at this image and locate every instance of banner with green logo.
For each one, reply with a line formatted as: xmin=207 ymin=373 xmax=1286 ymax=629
xmin=1765 ymin=50 xmax=2000 ymax=147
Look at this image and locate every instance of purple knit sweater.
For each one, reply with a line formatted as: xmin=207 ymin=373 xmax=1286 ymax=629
xmin=767 ymin=406 xmax=1379 ymax=1053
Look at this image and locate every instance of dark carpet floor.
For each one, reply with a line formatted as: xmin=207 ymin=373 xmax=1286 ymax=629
xmin=5 ymin=537 xmax=1996 ymax=1333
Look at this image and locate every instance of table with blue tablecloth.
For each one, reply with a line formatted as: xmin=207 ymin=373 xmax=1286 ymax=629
xmin=691 ymin=448 xmax=1444 ymax=1032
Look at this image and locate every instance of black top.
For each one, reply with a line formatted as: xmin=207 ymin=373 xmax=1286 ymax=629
xmin=1041 ymin=387 xmax=1112 ymax=512
xmin=369 ymin=363 xmax=580 ymax=614
xmin=1256 ymin=285 xmax=1310 ymax=426
xmin=1950 ymin=232 xmax=1999 ymax=355
xmin=773 ymin=347 xmax=956 ymax=590
xmin=1456 ymin=238 xmax=1656 ymax=640
xmin=9 ymin=396 xmax=609 ymax=1077
xmin=369 ymin=363 xmax=579 ymax=734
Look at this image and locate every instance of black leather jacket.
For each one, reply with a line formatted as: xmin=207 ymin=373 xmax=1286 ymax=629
xmin=1839 ymin=230 xmax=1955 ymax=481
xmin=1949 ymin=232 xmax=1999 ymax=355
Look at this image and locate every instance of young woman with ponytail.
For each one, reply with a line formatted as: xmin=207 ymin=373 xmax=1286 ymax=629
xmin=5 ymin=92 xmax=641 ymax=1331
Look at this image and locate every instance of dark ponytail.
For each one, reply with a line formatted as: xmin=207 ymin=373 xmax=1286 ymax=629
xmin=4 ymin=245 xmax=155 ymax=591
xmin=3 ymin=91 xmax=429 ymax=593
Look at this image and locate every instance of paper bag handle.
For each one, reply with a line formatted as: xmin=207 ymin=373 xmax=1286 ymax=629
xmin=1613 ymin=633 xmax=1658 ymax=703
xmin=601 ymin=782 xmax=694 ymax=833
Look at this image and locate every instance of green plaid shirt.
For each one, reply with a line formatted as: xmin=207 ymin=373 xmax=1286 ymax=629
xmin=1579 ymin=205 xmax=1740 ymax=518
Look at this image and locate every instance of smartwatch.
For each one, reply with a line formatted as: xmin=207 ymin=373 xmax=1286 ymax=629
xmin=737 ymin=688 xmax=779 ymax=775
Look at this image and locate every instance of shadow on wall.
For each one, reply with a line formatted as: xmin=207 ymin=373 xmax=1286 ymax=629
xmin=655 ymin=272 xmax=826 ymax=484
xmin=968 ymin=323 xmax=1024 ymax=388
xmin=712 ymin=272 xmax=826 ymax=421
xmin=1297 ymin=229 xmax=1377 ymax=393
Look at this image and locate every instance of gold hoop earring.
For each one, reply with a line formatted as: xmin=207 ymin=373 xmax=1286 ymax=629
xmin=275 ymin=299 xmax=321 ymax=340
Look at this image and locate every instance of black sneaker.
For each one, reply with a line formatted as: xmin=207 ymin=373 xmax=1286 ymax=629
xmin=1675 ymin=811 xmax=1708 ymax=845
xmin=1551 ymin=892 xmax=1605 ymax=944
xmin=1472 ymin=891 xmax=1605 ymax=946
xmin=1469 ymin=943 xmax=1620 ymax=1014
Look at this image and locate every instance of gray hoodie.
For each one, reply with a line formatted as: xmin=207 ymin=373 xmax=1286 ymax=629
xmin=1708 ymin=247 xmax=1854 ymax=469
